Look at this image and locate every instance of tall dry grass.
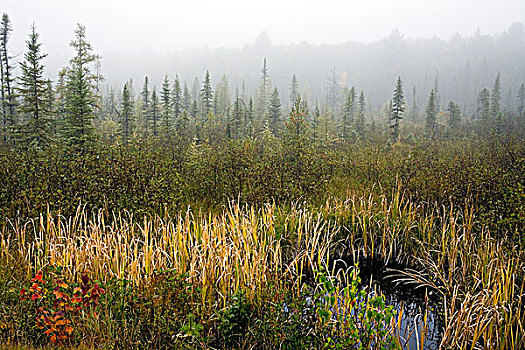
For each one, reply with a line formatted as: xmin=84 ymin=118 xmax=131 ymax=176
xmin=1 ymin=189 xmax=523 ymax=349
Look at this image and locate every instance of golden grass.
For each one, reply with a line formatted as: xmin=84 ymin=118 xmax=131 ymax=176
xmin=1 ymin=189 xmax=523 ymax=349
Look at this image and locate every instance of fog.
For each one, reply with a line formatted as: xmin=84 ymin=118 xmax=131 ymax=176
xmin=2 ymin=0 xmax=525 ymax=111
xmin=4 ymin=0 xmax=524 ymax=53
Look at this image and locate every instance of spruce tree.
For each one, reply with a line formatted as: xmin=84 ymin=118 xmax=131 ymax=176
xmin=410 ymin=85 xmax=418 ymax=121
xmin=518 ymin=83 xmax=525 ymax=119
xmin=256 ymin=58 xmax=270 ymax=119
xmin=229 ymin=93 xmax=243 ymax=139
xmin=64 ymin=24 xmax=100 ymax=149
xmin=172 ymin=74 xmax=182 ymax=124
xmin=355 ymin=91 xmax=365 ymax=136
xmin=16 ymin=24 xmax=53 ymax=149
xmin=119 ymin=82 xmax=134 ymax=144
xmin=312 ymin=103 xmax=320 ymax=140
xmin=341 ymin=89 xmax=355 ymax=140
xmin=215 ymin=75 xmax=230 ymax=118
xmin=289 ymin=74 xmax=298 ymax=107
xmin=491 ymin=73 xmax=502 ymax=117
xmin=1 ymin=13 xmax=16 ymax=142
xmin=183 ymin=83 xmax=191 ymax=113
xmin=390 ymin=77 xmax=405 ymax=141
xmin=268 ymin=87 xmax=281 ymax=134
xmin=446 ymin=101 xmax=461 ymax=129
xmin=425 ymin=89 xmax=437 ymax=136
xmin=477 ymin=88 xmax=491 ymax=122
xmin=140 ymin=76 xmax=150 ymax=135
xmin=150 ymin=87 xmax=160 ymax=136
xmin=160 ymin=74 xmax=171 ymax=134
xmin=200 ymin=71 xmax=213 ymax=118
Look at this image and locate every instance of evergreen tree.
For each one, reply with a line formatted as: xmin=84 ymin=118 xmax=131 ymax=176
xmin=200 ymin=70 xmax=213 ymax=118
xmin=150 ymin=87 xmax=160 ymax=136
xmin=341 ymin=89 xmax=355 ymax=140
xmin=518 ymin=83 xmax=525 ymax=118
xmin=229 ymin=91 xmax=244 ymax=139
xmin=268 ymin=87 xmax=281 ymax=134
xmin=16 ymin=24 xmax=53 ymax=149
xmin=215 ymin=74 xmax=230 ymax=118
xmin=140 ymin=76 xmax=150 ymax=135
xmin=491 ymin=72 xmax=502 ymax=117
xmin=176 ymin=109 xmax=190 ymax=138
xmin=390 ymin=77 xmax=405 ymax=141
xmin=477 ymin=88 xmax=491 ymax=122
xmin=425 ymin=89 xmax=437 ymax=136
xmin=286 ymin=97 xmax=309 ymax=142
xmin=183 ymin=83 xmax=191 ymax=112
xmin=410 ymin=85 xmax=418 ymax=121
xmin=355 ymin=91 xmax=365 ymax=136
xmin=172 ymin=74 xmax=182 ymax=124
xmin=118 ymin=82 xmax=134 ymax=144
xmin=312 ymin=103 xmax=320 ymax=140
xmin=433 ymin=77 xmax=440 ymax=115
xmin=289 ymin=74 xmax=298 ymax=107
xmin=1 ymin=13 xmax=16 ymax=142
xmin=256 ymin=58 xmax=270 ymax=119
xmin=191 ymin=98 xmax=198 ymax=119
xmin=64 ymin=24 xmax=100 ymax=149
xmin=446 ymin=101 xmax=461 ymax=129
xmin=160 ymin=74 xmax=171 ymax=134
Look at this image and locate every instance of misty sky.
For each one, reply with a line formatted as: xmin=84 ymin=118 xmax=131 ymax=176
xmin=3 ymin=0 xmax=525 ymax=56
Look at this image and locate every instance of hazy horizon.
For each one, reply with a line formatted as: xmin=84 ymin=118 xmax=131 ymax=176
xmin=3 ymin=0 xmax=525 ymax=55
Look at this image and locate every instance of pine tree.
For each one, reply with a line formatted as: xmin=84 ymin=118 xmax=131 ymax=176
xmin=289 ymin=74 xmax=298 ymax=107
xmin=355 ymin=91 xmax=365 ymax=136
xmin=16 ymin=24 xmax=53 ymax=149
xmin=425 ymin=89 xmax=437 ymax=136
xmin=215 ymin=74 xmax=230 ymax=118
xmin=446 ymin=101 xmax=461 ymax=129
xmin=160 ymin=74 xmax=171 ymax=134
xmin=268 ymin=87 xmax=281 ymax=134
xmin=261 ymin=58 xmax=269 ymax=101
xmin=200 ymin=70 xmax=213 ymax=118
xmin=390 ymin=77 xmax=405 ymax=141
xmin=1 ymin=13 xmax=17 ymax=142
xmin=150 ymin=87 xmax=160 ymax=136
xmin=64 ymin=24 xmax=100 ymax=149
xmin=172 ymin=74 xmax=182 ymax=124
xmin=518 ymin=83 xmax=525 ymax=119
xmin=312 ymin=103 xmax=320 ymax=140
xmin=410 ymin=85 xmax=418 ymax=121
xmin=191 ymin=99 xmax=198 ymax=119
xmin=140 ymin=76 xmax=150 ymax=135
xmin=183 ymin=83 xmax=191 ymax=113
xmin=118 ymin=82 xmax=134 ymax=144
xmin=229 ymin=90 xmax=244 ymax=139
xmin=477 ymin=88 xmax=491 ymax=122
xmin=341 ymin=89 xmax=355 ymax=140
xmin=491 ymin=72 xmax=502 ymax=117
xmin=433 ymin=77 xmax=440 ymax=115
xmin=286 ymin=97 xmax=309 ymax=142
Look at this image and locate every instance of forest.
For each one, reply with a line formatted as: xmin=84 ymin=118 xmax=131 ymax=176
xmin=0 ymin=9 xmax=524 ymax=350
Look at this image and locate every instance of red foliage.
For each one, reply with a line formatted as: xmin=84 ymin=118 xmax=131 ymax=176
xmin=20 ymin=268 xmax=105 ymax=345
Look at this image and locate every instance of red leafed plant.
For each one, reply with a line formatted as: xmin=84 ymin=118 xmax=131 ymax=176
xmin=20 ymin=267 xmax=105 ymax=345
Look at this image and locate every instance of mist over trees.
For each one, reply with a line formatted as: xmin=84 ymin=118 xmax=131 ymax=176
xmin=99 ymin=25 xmax=525 ymax=114
xmin=0 ymin=13 xmax=524 ymax=148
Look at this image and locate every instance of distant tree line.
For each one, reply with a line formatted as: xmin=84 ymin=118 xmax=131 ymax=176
xmin=1 ymin=14 xmax=525 ymax=153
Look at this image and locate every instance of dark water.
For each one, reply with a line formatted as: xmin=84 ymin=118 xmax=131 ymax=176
xmin=332 ymin=256 xmax=444 ymax=350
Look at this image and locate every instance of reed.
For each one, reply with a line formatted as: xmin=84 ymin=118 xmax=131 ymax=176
xmin=1 ymin=188 xmax=523 ymax=349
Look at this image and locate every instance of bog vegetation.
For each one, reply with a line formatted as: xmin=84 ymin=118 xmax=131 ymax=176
xmin=0 ymin=13 xmax=524 ymax=349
